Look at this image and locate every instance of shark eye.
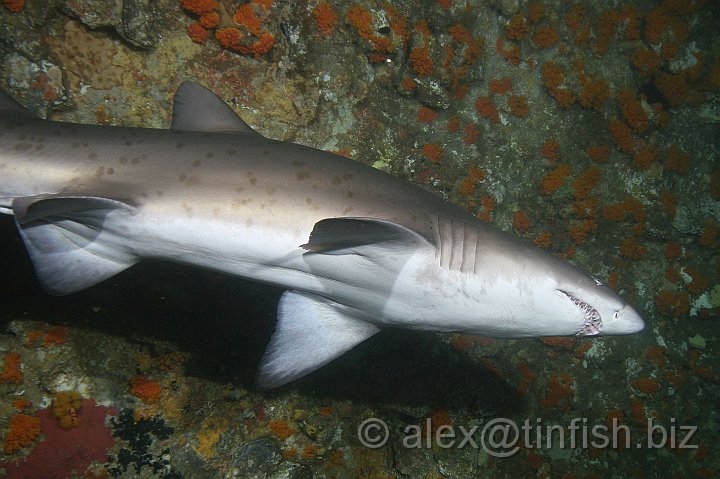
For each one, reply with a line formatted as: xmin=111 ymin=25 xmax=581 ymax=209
xmin=592 ymin=277 xmax=603 ymax=286
xmin=613 ymin=311 xmax=619 ymax=320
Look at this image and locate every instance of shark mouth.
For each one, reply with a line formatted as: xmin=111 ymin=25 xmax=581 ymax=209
xmin=560 ymin=291 xmax=602 ymax=336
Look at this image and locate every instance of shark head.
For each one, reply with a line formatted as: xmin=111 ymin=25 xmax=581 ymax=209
xmin=404 ymin=217 xmax=646 ymax=340
xmin=498 ymin=239 xmax=645 ymax=338
xmin=555 ymin=273 xmax=645 ymax=337
xmin=451 ymin=262 xmax=646 ymax=339
xmin=467 ymin=243 xmax=647 ymax=339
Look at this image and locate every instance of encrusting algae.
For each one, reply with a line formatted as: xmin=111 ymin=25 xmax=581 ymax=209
xmin=3 ymin=414 xmax=41 ymax=454
xmin=130 ymin=376 xmax=161 ymax=404
xmin=180 ymin=0 xmax=276 ymax=56
xmin=0 ymin=352 xmax=22 ymax=384
xmin=52 ymin=391 xmax=83 ymax=429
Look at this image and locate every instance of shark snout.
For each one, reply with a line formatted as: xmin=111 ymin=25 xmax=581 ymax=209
xmin=605 ymin=303 xmax=645 ymax=335
xmin=621 ymin=304 xmax=645 ymax=333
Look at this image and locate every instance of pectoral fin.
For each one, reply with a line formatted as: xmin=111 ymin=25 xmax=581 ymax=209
xmin=256 ymin=291 xmax=380 ymax=389
xmin=12 ymin=194 xmax=137 ymax=295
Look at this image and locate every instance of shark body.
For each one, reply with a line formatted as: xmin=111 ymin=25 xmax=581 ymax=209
xmin=0 ymin=82 xmax=644 ymax=388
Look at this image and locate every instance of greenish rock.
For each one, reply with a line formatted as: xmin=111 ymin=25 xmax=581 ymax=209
xmin=61 ymin=0 xmax=157 ymax=48
xmin=688 ymin=334 xmax=706 ymax=350
xmin=121 ymin=0 xmax=158 ymax=48
xmin=372 ymin=160 xmax=389 ymax=171
xmin=709 ymin=284 xmax=720 ymax=307
xmin=230 ymin=438 xmax=281 ymax=476
xmin=61 ymin=0 xmax=121 ymax=30
xmin=2 ymin=53 xmax=65 ymax=116
xmin=699 ymin=93 xmax=720 ymax=123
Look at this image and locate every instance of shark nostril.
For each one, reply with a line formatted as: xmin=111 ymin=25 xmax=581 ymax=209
xmin=559 ymin=290 xmax=602 ymax=336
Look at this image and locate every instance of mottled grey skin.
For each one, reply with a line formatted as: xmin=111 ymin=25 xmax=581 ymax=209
xmin=0 ymin=109 xmax=575 ymax=303
xmin=0 ymin=83 xmax=644 ymax=388
xmin=0 ymin=105 xmax=574 ymax=283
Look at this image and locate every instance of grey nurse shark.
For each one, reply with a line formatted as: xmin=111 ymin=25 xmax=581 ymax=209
xmin=0 ymin=82 xmax=644 ymax=388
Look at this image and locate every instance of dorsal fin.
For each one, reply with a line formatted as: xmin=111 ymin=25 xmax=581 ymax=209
xmin=171 ymin=81 xmax=261 ymax=135
xmin=0 ymin=89 xmax=38 ymax=119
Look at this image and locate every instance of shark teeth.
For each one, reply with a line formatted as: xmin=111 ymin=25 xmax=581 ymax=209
xmin=560 ymin=290 xmax=602 ymax=336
